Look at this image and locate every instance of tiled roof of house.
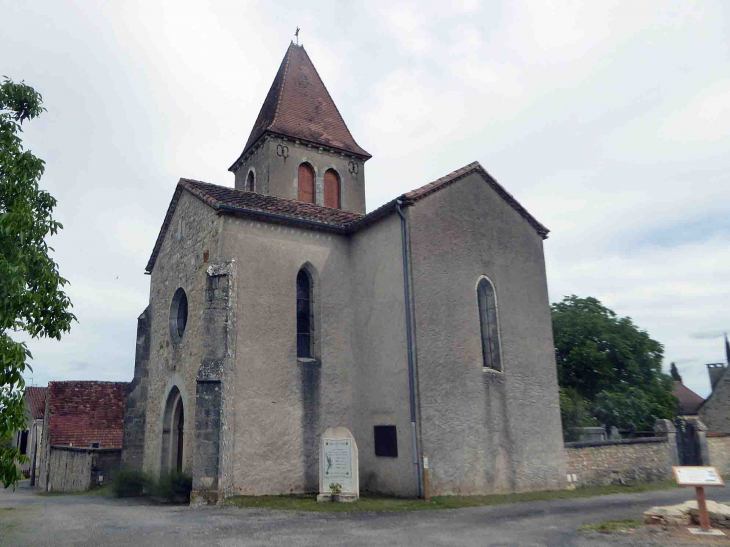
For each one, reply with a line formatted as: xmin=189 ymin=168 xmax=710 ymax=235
xmin=46 ymin=381 xmax=128 ymax=449
xmin=26 ymin=386 xmax=47 ymax=420
xmin=230 ymin=42 xmax=370 ymax=170
xmin=672 ymin=381 xmax=705 ymax=416
xmin=146 ymin=162 xmax=549 ymax=272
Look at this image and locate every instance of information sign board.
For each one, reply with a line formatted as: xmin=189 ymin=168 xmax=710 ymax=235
xmin=673 ymin=466 xmax=725 ymax=487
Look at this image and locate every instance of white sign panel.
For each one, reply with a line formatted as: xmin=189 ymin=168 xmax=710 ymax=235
xmin=322 ymin=438 xmax=354 ymax=492
xmin=673 ymin=466 xmax=725 ymax=487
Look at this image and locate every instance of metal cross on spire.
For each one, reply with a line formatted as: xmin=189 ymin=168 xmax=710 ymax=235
xmin=295 ymin=27 xmax=300 ymax=45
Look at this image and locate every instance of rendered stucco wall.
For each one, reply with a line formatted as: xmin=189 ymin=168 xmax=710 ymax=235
xmin=233 ymin=136 xmax=366 ymax=214
xmin=349 ymin=215 xmax=419 ymax=497
xmin=221 ymin=211 xmax=415 ymax=496
xmin=222 ymin=215 xmax=357 ymax=495
xmin=142 ymin=191 xmax=222 ymax=478
xmin=407 ymin=171 xmax=566 ymax=495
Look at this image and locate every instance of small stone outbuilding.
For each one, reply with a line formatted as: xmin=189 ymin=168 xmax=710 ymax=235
xmin=123 ymin=41 xmax=567 ymax=502
xmin=39 ymin=381 xmax=128 ymax=492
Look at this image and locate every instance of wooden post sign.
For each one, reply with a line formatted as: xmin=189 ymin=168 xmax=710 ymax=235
xmin=672 ymin=466 xmax=725 ymax=532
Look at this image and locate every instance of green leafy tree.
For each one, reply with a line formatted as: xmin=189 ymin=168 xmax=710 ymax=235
xmin=670 ymin=362 xmax=682 ymax=383
xmin=552 ymin=296 xmax=675 ymax=435
xmin=1 ymin=78 xmax=75 ymax=488
xmin=559 ymin=387 xmax=597 ymax=442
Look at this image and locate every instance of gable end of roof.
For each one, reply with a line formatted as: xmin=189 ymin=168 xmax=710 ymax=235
xmin=405 ymin=161 xmax=550 ymax=239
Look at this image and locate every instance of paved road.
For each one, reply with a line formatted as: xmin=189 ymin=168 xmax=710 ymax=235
xmin=2 ymin=483 xmax=730 ymax=547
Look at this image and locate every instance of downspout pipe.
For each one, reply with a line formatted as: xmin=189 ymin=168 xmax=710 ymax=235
xmin=396 ymin=198 xmax=422 ymax=498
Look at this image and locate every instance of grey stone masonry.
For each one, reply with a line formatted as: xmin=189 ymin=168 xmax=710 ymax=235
xmin=122 ymin=306 xmax=151 ymax=470
xmin=192 ymin=263 xmax=235 ymax=505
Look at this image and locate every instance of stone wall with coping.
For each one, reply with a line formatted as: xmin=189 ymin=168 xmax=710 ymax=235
xmin=708 ymin=435 xmax=730 ymax=474
xmin=565 ymin=438 xmax=674 ymax=487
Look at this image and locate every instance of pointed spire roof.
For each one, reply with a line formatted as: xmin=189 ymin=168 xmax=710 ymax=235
xmin=230 ymin=43 xmax=370 ymax=171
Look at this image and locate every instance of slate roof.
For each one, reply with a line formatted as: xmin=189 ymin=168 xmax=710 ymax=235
xmin=46 ymin=381 xmax=128 ymax=449
xmin=26 ymin=386 xmax=47 ymax=420
xmin=230 ymin=42 xmax=370 ymax=170
xmin=671 ymin=381 xmax=704 ymax=416
xmin=146 ymin=162 xmax=550 ymax=272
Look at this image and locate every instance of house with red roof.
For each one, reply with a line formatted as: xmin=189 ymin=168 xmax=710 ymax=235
xmin=123 ymin=42 xmax=565 ymax=503
xmin=671 ymin=381 xmax=704 ymax=419
xmin=10 ymin=386 xmax=47 ymax=483
xmin=39 ymin=381 xmax=128 ymax=492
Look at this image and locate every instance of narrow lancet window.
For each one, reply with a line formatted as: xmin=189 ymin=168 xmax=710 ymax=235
xmin=324 ymin=169 xmax=340 ymax=209
xmin=297 ymin=270 xmax=312 ymax=357
xmin=298 ymin=163 xmax=315 ymax=203
xmin=247 ymin=170 xmax=255 ymax=192
xmin=477 ymin=278 xmax=502 ymax=371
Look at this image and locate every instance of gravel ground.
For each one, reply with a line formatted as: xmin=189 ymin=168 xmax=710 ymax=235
xmin=2 ymin=482 xmax=730 ymax=547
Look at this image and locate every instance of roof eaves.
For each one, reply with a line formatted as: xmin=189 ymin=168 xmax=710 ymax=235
xmin=216 ymin=204 xmax=348 ymax=234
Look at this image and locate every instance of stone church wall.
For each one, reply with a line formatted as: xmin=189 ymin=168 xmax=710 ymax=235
xmin=350 ymin=214 xmax=419 ymax=497
xmin=407 ymin=171 xmax=566 ymax=495
xmin=222 ymin=215 xmax=359 ymax=495
xmin=141 ymin=191 xmax=222 ymax=478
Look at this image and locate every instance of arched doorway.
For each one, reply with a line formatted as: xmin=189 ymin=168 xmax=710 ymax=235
xmin=161 ymin=386 xmax=185 ymax=473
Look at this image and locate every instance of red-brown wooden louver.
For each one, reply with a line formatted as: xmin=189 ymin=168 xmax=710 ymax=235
xmin=247 ymin=171 xmax=254 ymax=191
xmin=298 ymin=163 xmax=315 ymax=203
xmin=324 ymin=169 xmax=340 ymax=209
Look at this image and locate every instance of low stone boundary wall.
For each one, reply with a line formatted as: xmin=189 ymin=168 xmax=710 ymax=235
xmin=708 ymin=435 xmax=730 ymax=474
xmin=46 ymin=446 xmax=122 ymax=492
xmin=565 ymin=437 xmax=674 ymax=487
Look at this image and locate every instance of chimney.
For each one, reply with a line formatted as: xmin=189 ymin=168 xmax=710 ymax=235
xmin=707 ymin=363 xmax=726 ymax=391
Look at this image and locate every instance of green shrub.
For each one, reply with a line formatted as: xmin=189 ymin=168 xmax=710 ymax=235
xmin=111 ymin=469 xmax=150 ymax=498
xmin=153 ymin=470 xmax=192 ymax=503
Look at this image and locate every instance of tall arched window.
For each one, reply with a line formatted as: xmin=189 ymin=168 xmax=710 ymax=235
xmin=246 ymin=170 xmax=255 ymax=192
xmin=477 ymin=278 xmax=502 ymax=371
xmin=324 ymin=169 xmax=340 ymax=209
xmin=298 ymin=163 xmax=315 ymax=203
xmin=297 ymin=270 xmax=313 ymax=358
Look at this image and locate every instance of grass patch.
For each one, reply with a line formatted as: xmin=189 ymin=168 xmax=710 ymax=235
xmin=38 ymin=484 xmax=113 ymax=497
xmin=580 ymin=518 xmax=642 ymax=533
xmin=223 ymin=480 xmax=679 ymax=513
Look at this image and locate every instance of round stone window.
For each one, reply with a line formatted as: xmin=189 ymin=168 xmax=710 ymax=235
xmin=169 ymin=288 xmax=188 ymax=342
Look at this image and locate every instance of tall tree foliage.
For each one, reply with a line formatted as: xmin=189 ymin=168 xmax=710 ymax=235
xmin=552 ymin=296 xmax=675 ymax=436
xmin=670 ymin=362 xmax=682 ymax=383
xmin=0 ymin=78 xmax=75 ymax=488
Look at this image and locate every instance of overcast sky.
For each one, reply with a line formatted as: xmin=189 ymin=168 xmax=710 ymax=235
xmin=3 ymin=0 xmax=728 ymax=398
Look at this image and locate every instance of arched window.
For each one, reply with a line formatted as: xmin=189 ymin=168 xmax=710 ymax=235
xmin=246 ymin=170 xmax=255 ymax=192
xmin=296 ymin=270 xmax=313 ymax=358
xmin=477 ymin=278 xmax=502 ymax=371
xmin=324 ymin=169 xmax=340 ymax=209
xmin=298 ymin=163 xmax=315 ymax=203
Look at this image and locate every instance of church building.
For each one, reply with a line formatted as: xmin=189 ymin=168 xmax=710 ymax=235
xmin=122 ymin=42 xmax=566 ymax=503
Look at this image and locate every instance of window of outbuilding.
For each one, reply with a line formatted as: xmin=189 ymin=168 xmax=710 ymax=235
xmin=246 ymin=170 xmax=255 ymax=192
xmin=169 ymin=288 xmax=189 ymax=343
xmin=324 ymin=169 xmax=340 ymax=209
xmin=477 ymin=278 xmax=502 ymax=371
xmin=296 ymin=270 xmax=312 ymax=358
xmin=19 ymin=430 xmax=28 ymax=455
xmin=298 ymin=163 xmax=315 ymax=203
xmin=374 ymin=425 xmax=398 ymax=457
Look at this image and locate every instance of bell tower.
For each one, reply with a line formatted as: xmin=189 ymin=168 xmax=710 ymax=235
xmin=228 ymin=43 xmax=371 ymax=214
